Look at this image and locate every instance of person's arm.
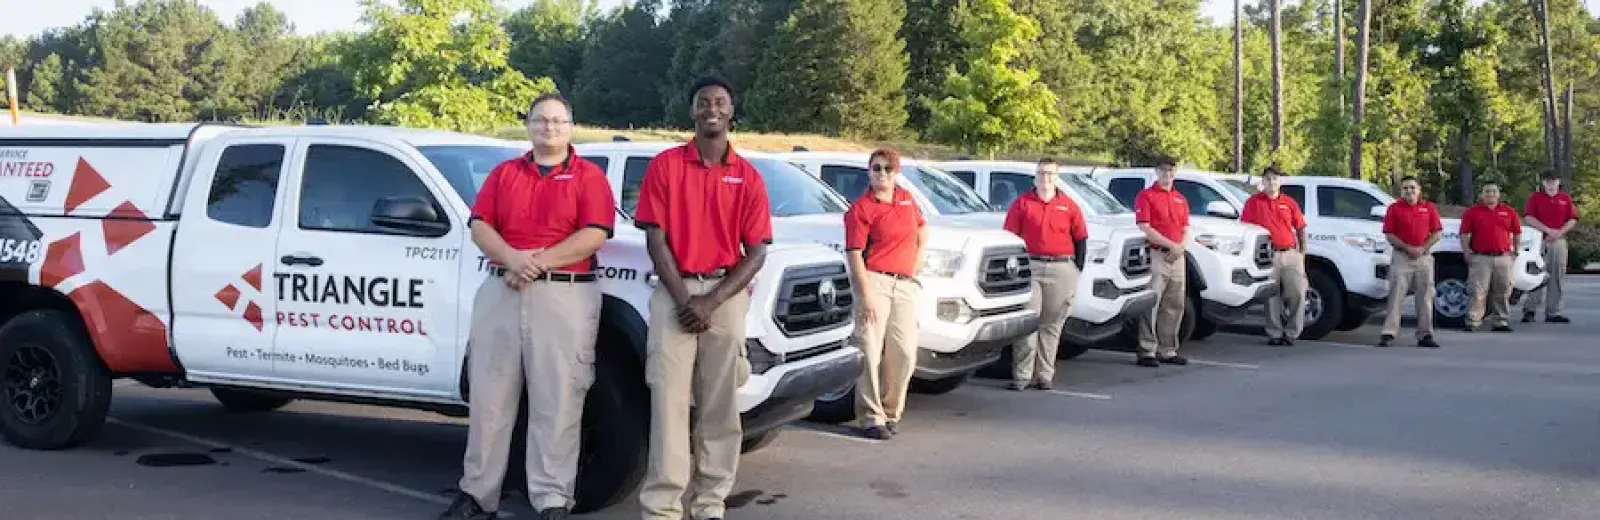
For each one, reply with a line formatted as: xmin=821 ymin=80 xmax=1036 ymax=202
xmin=532 ymin=169 xmax=615 ymax=269
xmin=1292 ymin=200 xmax=1308 ymax=253
xmin=1523 ymin=195 xmax=1553 ymax=234
xmin=702 ymin=171 xmax=775 ymax=307
xmin=633 ymin=157 xmax=700 ymax=330
xmin=1134 ymin=192 xmax=1181 ymax=251
xmin=469 ymin=165 xmax=539 ymax=283
xmin=1510 ymin=209 xmax=1523 ymax=251
xmin=842 ymin=204 xmax=876 ymax=322
xmin=1071 ymin=204 xmax=1089 ymax=269
xmin=914 ymin=206 xmax=928 ymax=273
xmin=1458 ymin=210 xmax=1474 ymax=255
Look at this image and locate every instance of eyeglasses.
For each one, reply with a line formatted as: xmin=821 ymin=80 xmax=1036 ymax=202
xmin=529 ymin=118 xmax=572 ymax=127
xmin=870 ymin=164 xmax=895 ymax=173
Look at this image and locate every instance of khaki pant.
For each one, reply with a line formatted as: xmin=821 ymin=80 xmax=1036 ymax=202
xmin=1467 ymin=253 xmax=1515 ymax=329
xmin=854 ymin=271 xmax=920 ymax=428
xmin=1381 ymin=251 xmax=1436 ymax=339
xmin=1139 ymin=252 xmax=1187 ymax=358
xmin=1524 ymin=238 xmax=1567 ymax=317
xmin=639 ymin=280 xmax=751 ymax=520
xmin=1013 ymin=261 xmax=1079 ymax=384
xmin=1264 ymin=250 xmax=1308 ymax=340
xmin=460 ymin=275 xmax=601 ymax=511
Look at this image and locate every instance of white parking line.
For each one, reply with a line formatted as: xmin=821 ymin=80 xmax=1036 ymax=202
xmin=1186 ymin=359 xmax=1261 ymax=370
xmin=1044 ymin=389 xmax=1113 ymax=400
xmin=785 ymin=423 xmax=884 ymax=444
xmin=105 ymin=418 xmax=489 ymax=513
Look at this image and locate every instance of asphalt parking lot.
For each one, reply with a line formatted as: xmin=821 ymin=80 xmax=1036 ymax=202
xmin=6 ymin=277 xmax=1600 ymax=520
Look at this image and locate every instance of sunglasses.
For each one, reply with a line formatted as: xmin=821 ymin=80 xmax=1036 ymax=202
xmin=870 ymin=164 xmax=895 ymax=173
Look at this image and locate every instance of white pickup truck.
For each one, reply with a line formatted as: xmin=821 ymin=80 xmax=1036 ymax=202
xmin=1087 ymin=168 xmax=1280 ymax=341
xmin=0 ymin=123 xmax=864 ymax=513
xmin=574 ymin=142 xmax=1039 ymax=424
xmin=1216 ymin=174 xmax=1548 ymax=330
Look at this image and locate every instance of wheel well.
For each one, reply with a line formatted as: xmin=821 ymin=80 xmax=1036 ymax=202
xmin=1432 ymin=251 xmax=1466 ymax=272
xmin=457 ymin=295 xmax=649 ymax=402
xmin=1303 ymin=255 xmax=1347 ymax=294
xmin=1184 ymin=252 xmax=1207 ymax=294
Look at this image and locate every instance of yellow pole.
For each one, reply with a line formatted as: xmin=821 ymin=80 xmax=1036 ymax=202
xmin=5 ymin=67 xmax=17 ymax=125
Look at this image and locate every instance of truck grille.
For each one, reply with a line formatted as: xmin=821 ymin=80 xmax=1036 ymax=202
xmin=1122 ymin=237 xmax=1152 ymax=277
xmin=1252 ymin=235 xmax=1273 ymax=268
xmin=978 ymin=246 xmax=1032 ymax=297
xmin=773 ymin=263 xmax=855 ymax=337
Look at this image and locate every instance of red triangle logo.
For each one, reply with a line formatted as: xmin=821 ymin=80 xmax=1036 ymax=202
xmin=66 ymin=158 xmax=111 ymax=214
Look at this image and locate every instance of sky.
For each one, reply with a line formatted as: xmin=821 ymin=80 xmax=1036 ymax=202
xmin=3 ymin=0 xmax=1595 ymax=38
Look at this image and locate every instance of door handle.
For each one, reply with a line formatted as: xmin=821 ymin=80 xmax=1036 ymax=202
xmin=280 ymin=255 xmax=323 ymax=267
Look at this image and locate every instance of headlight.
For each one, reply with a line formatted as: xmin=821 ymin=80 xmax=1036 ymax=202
xmin=1086 ymin=239 xmax=1111 ymax=263
xmin=1195 ymin=234 xmax=1246 ymax=255
xmin=921 ymin=248 xmax=964 ymax=278
xmin=1341 ymin=233 xmax=1387 ymax=254
xmin=745 ymin=339 xmax=778 ymax=375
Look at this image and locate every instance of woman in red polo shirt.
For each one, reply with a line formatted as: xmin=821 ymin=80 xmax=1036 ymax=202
xmin=843 ymin=148 xmax=927 ymax=441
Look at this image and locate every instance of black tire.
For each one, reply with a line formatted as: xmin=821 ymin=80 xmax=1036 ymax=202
xmin=1298 ymin=267 xmax=1344 ymax=340
xmin=740 ymin=429 xmax=782 ymax=454
xmin=806 ymin=382 xmax=857 ymax=424
xmin=1190 ymin=317 xmax=1218 ymax=341
xmin=1433 ymin=259 xmax=1471 ymax=330
xmin=209 ymin=388 xmax=293 ymax=413
xmin=909 ymin=373 xmax=969 ymax=395
xmin=1179 ymin=293 xmax=1199 ymax=342
xmin=975 ymin=346 xmax=1013 ymax=379
xmin=0 ymin=310 xmax=113 ymax=450
xmin=1055 ymin=336 xmax=1092 ymax=360
xmin=1336 ymin=308 xmax=1373 ymax=331
xmin=502 ymin=337 xmax=649 ymax=515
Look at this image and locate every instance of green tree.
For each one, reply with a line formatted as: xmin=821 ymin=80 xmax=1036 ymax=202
xmin=26 ymin=54 xmax=63 ymax=112
xmin=506 ymin=0 xmax=595 ymax=92
xmin=343 ymin=0 xmax=554 ymax=132
xmin=926 ymin=0 xmax=1060 ymax=157
xmin=747 ymin=0 xmax=910 ymax=140
xmin=570 ymin=1 xmax=671 ymax=127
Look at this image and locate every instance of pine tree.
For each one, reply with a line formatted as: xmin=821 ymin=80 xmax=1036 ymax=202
xmin=925 ymin=0 xmax=1061 ymax=157
xmin=747 ymin=0 xmax=909 ymax=140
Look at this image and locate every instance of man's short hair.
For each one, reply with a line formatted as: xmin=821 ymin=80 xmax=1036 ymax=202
xmin=1037 ymin=157 xmax=1058 ymax=168
xmin=1543 ymin=168 xmax=1560 ymax=180
xmin=1154 ymin=155 xmax=1178 ymax=169
xmin=525 ymin=92 xmax=573 ymax=120
xmin=1261 ymin=165 xmax=1282 ymax=177
xmin=1481 ymin=181 xmax=1500 ymax=190
xmin=1400 ymin=176 xmax=1419 ymax=185
xmin=688 ymin=75 xmax=736 ymax=107
xmin=869 ymin=148 xmax=902 ymax=172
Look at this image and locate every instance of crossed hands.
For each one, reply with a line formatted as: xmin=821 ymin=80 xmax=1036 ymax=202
xmin=503 ymin=248 xmax=547 ymax=290
xmin=676 ymin=294 xmax=717 ymax=333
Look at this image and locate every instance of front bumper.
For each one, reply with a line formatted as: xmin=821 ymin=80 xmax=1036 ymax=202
xmin=740 ymin=348 xmax=863 ymax=438
xmin=1063 ymin=290 xmax=1157 ymax=344
xmin=914 ymin=311 xmax=1040 ymax=380
xmin=1200 ymin=278 xmax=1278 ymax=326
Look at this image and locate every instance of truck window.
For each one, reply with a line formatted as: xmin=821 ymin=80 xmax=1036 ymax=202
xmin=989 ymin=172 xmax=1031 ymax=208
xmin=1106 ymin=177 xmax=1144 ymax=207
xmin=819 ymin=165 xmax=870 ymax=201
xmin=1282 ymin=185 xmax=1306 ymax=208
xmin=1317 ymin=186 xmax=1384 ymax=221
xmin=620 ymin=157 xmax=649 ymax=216
xmin=746 ymin=157 xmax=849 ymax=216
xmin=1060 ymin=173 xmax=1131 ymax=215
xmin=206 ymin=144 xmax=286 ymax=229
xmin=298 ymin=145 xmax=445 ymax=234
xmin=949 ymin=170 xmax=976 ymax=188
xmin=417 ymin=145 xmax=525 ymax=203
xmin=1173 ymin=180 xmax=1228 ymax=216
xmin=900 ymin=165 xmax=991 ymax=214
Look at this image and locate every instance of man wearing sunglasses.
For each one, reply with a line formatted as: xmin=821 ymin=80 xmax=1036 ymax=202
xmin=1379 ymin=176 xmax=1443 ymax=348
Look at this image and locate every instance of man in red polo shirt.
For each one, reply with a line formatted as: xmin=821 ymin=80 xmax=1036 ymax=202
xmin=442 ymin=93 xmax=616 ymax=520
xmin=1378 ymin=176 xmax=1443 ymax=348
xmin=1459 ymin=181 xmax=1521 ymax=333
xmin=633 ymin=76 xmax=772 ymax=520
xmin=1239 ymin=166 xmax=1308 ymax=346
xmin=1521 ymin=169 xmax=1578 ymax=324
xmin=843 ymin=148 xmax=926 ymax=439
xmin=1003 ymin=157 xmax=1088 ymax=390
xmin=1131 ymin=155 xmax=1190 ymax=367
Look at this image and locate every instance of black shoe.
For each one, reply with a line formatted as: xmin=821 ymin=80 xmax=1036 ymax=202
xmin=1008 ymin=381 xmax=1026 ymax=391
xmin=1158 ymin=355 xmax=1189 ymax=366
xmin=1267 ymin=337 xmax=1287 ymax=346
xmin=1033 ymin=380 xmax=1053 ymax=391
xmin=862 ymin=425 xmax=891 ymax=440
xmin=1136 ymin=356 xmax=1159 ymax=367
xmin=1284 ymin=337 xmax=1295 ymax=346
xmin=439 ymin=492 xmax=496 ymax=520
xmin=1523 ymin=312 xmax=1536 ymax=323
xmin=1492 ymin=325 xmax=1513 ymax=333
xmin=1547 ymin=315 xmax=1570 ymax=323
xmin=1377 ymin=334 xmax=1394 ymax=347
xmin=886 ymin=421 xmax=899 ymax=434
xmin=536 ymin=507 xmax=570 ymax=520
xmin=1417 ymin=335 xmax=1440 ymax=348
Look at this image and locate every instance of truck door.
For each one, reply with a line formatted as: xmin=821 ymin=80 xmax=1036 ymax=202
xmin=171 ymin=139 xmax=294 ymax=383
xmin=272 ymin=138 xmax=463 ymax=399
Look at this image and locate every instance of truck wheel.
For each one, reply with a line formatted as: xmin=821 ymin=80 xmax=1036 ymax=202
xmin=1336 ymin=308 xmax=1373 ymax=331
xmin=1191 ymin=318 xmax=1218 ymax=341
xmin=1298 ymin=268 xmax=1343 ymax=340
xmin=0 ymin=310 xmax=113 ymax=450
xmin=740 ymin=429 xmax=782 ymax=454
xmin=1433 ymin=260 xmax=1470 ymax=329
xmin=909 ymin=373 xmax=969 ymax=395
xmin=209 ymin=388 xmax=293 ymax=413
xmin=806 ymin=382 xmax=857 ymax=424
xmin=974 ymin=346 xmax=1013 ymax=379
xmin=1055 ymin=336 xmax=1092 ymax=360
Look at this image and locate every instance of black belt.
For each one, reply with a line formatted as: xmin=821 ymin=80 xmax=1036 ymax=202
xmin=680 ymin=267 xmax=730 ymax=280
xmin=1274 ymin=247 xmax=1295 ymax=252
xmin=1472 ymin=251 xmax=1511 ymax=257
xmin=1030 ymin=255 xmax=1073 ymax=263
xmin=534 ymin=272 xmax=597 ymax=283
xmin=870 ymin=270 xmax=917 ymax=281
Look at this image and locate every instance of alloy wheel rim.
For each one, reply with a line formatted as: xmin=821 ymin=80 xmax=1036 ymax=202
xmin=4 ymin=345 xmax=63 ymax=425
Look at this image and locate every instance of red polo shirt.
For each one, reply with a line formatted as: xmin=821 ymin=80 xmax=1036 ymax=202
xmin=1239 ymin=192 xmax=1305 ymax=249
xmin=1133 ymin=184 xmax=1189 ymax=246
xmin=1524 ymin=191 xmax=1578 ymax=230
xmin=844 ymin=187 xmax=925 ymax=277
xmin=470 ymin=147 xmax=616 ymax=272
xmin=1003 ymin=189 xmax=1089 ymax=257
xmin=633 ymin=141 xmax=773 ymax=274
xmin=1381 ymin=198 xmax=1443 ymax=248
xmin=1458 ymin=202 xmax=1522 ymax=254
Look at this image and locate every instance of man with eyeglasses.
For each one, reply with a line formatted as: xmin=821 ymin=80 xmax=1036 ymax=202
xmin=1459 ymin=181 xmax=1522 ymax=333
xmin=1131 ymin=155 xmax=1190 ymax=367
xmin=1520 ymin=169 xmax=1577 ymax=324
xmin=442 ymin=93 xmax=617 ymax=520
xmin=1378 ymin=176 xmax=1442 ymax=348
xmin=1003 ymin=156 xmax=1087 ymax=389
xmin=1239 ymin=166 xmax=1308 ymax=346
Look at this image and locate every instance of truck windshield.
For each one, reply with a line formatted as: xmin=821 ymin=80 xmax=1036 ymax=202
xmin=904 ymin=165 xmax=992 ymax=215
xmin=1220 ymin=178 xmax=1259 ymax=201
xmin=1060 ymin=173 xmax=1130 ymax=215
xmin=418 ymin=145 xmax=527 ymax=202
xmin=746 ymin=157 xmax=849 ymax=216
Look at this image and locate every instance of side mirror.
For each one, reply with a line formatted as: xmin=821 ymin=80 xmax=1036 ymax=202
xmin=1369 ymin=205 xmax=1387 ymax=219
xmin=1205 ymin=200 xmax=1238 ymax=219
xmin=371 ymin=196 xmax=449 ymax=236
